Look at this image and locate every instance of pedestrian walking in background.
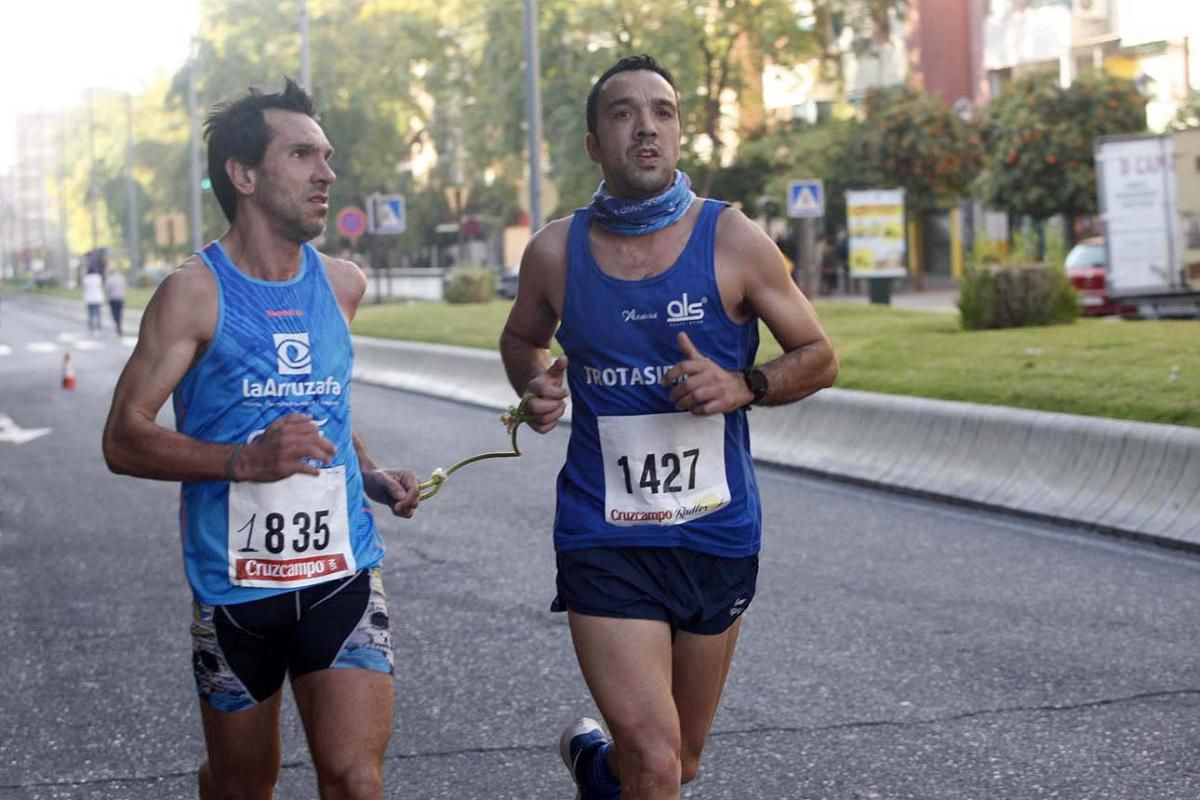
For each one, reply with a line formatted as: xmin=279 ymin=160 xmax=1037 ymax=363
xmin=105 ymin=268 xmax=127 ymax=337
xmin=500 ymin=54 xmax=838 ymax=800
xmin=818 ymin=233 xmax=838 ymax=295
xmin=834 ymin=227 xmax=851 ymax=294
xmin=82 ymin=269 xmax=104 ymax=335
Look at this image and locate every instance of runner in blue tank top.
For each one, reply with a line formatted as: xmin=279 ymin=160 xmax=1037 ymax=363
xmin=102 ymin=79 xmax=423 ymax=800
xmin=500 ymin=56 xmax=838 ymax=800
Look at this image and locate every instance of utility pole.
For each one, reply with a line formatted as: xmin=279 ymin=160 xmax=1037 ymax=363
xmin=125 ymin=94 xmax=140 ymax=271
xmin=299 ymin=0 xmax=311 ymax=92
xmin=188 ymin=55 xmax=203 ymax=250
xmin=58 ymin=114 xmax=71 ymax=282
xmin=87 ymin=89 xmax=99 ymax=252
xmin=522 ymin=0 xmax=544 ymax=232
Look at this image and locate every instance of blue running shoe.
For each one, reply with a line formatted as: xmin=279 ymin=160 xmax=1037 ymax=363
xmin=559 ymin=717 xmax=619 ymax=799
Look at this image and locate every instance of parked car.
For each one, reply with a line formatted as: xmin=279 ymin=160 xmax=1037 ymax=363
xmin=1064 ymin=237 xmax=1134 ymax=317
xmin=497 ymin=272 xmax=518 ymax=300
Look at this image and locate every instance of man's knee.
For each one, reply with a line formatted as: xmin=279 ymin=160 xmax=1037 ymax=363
xmin=199 ymin=759 xmax=277 ymax=800
xmin=616 ymin=734 xmax=682 ymax=789
xmin=315 ymin=762 xmax=383 ymax=800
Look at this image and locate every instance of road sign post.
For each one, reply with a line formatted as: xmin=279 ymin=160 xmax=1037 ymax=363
xmin=787 ymin=179 xmax=825 ymax=295
xmin=367 ymin=194 xmax=406 ymax=235
xmin=335 ymin=206 xmax=367 ymax=248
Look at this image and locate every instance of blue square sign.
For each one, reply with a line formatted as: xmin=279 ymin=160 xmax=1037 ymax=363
xmin=787 ymin=180 xmax=825 ymax=219
xmin=369 ymin=194 xmax=406 ymax=235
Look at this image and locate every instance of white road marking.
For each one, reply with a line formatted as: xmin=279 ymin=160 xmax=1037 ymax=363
xmin=27 ymin=342 xmax=58 ymax=353
xmin=0 ymin=415 xmax=52 ymax=445
xmin=73 ymin=339 xmax=104 ymax=351
xmin=0 ymin=344 xmax=11 ymax=357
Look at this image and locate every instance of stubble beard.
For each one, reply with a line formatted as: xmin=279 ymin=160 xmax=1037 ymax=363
xmin=263 ymin=187 xmax=325 ymax=243
xmin=613 ymin=163 xmax=674 ymax=200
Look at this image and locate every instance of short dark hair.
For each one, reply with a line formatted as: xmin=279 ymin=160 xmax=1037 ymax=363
xmin=585 ymin=54 xmax=677 ymax=138
xmin=203 ymin=78 xmax=316 ymax=223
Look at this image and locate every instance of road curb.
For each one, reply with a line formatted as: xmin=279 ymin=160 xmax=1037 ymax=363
xmin=352 ymin=336 xmax=1200 ymax=550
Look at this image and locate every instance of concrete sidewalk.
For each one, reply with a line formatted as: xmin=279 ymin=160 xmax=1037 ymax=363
xmin=816 ymin=285 xmax=961 ymax=314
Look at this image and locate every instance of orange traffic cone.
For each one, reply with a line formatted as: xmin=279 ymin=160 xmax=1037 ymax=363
xmin=61 ymin=352 xmax=76 ymax=390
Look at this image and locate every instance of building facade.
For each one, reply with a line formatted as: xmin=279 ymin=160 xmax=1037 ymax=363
xmin=10 ymin=112 xmax=68 ymax=280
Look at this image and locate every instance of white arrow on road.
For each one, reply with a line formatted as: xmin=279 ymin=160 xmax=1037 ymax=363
xmin=0 ymin=415 xmax=52 ymax=444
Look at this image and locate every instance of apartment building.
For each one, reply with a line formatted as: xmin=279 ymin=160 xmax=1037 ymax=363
xmin=983 ymin=0 xmax=1198 ymax=129
xmin=10 ymin=112 xmax=68 ymax=279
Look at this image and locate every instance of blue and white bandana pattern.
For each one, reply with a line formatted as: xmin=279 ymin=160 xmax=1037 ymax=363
xmin=589 ymin=170 xmax=697 ymax=236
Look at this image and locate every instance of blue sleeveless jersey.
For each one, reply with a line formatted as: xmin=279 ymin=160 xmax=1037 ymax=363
xmin=174 ymin=241 xmax=382 ymax=605
xmin=554 ymin=200 xmax=762 ymax=556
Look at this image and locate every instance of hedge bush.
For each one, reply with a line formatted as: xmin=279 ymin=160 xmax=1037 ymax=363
xmin=443 ymin=266 xmax=496 ymax=304
xmin=957 ymin=263 xmax=1079 ymax=330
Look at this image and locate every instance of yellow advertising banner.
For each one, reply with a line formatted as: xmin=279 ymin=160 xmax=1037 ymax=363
xmin=846 ymin=189 xmax=906 ymax=278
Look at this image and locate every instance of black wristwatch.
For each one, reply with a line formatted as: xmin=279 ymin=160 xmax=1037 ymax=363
xmin=742 ymin=367 xmax=768 ymax=407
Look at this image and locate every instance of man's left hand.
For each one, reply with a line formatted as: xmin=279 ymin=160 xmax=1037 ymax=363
xmin=662 ymin=332 xmax=753 ymax=415
xmin=364 ymin=468 xmax=422 ymax=518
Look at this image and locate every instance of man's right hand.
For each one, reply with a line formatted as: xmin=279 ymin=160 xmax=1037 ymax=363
xmin=523 ymin=356 xmax=570 ymax=434
xmin=236 ymin=413 xmax=337 ymax=481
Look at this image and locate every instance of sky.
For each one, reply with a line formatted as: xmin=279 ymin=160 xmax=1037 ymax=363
xmin=0 ymin=0 xmax=199 ymax=170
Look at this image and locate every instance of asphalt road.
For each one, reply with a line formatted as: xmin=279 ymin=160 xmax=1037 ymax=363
xmin=1 ymin=292 xmax=1198 ymax=800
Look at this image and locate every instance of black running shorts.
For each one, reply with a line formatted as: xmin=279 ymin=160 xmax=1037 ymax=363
xmin=190 ymin=567 xmax=392 ymax=712
xmin=551 ymin=546 xmax=758 ymax=635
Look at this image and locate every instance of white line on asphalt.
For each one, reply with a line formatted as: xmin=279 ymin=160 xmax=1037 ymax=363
xmin=0 ymin=344 xmax=11 ymax=357
xmin=0 ymin=414 xmax=52 ymax=445
xmin=27 ymin=342 xmax=58 ymax=353
xmin=57 ymin=332 xmax=81 ymax=342
xmin=73 ymin=340 xmax=104 ymax=351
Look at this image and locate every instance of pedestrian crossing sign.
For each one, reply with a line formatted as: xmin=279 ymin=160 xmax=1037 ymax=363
xmin=368 ymin=194 xmax=407 ymax=235
xmin=787 ymin=180 xmax=825 ymax=218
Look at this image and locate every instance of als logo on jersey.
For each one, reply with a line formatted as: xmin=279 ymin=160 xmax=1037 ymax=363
xmin=666 ymin=292 xmax=707 ymax=325
xmin=273 ymin=332 xmax=312 ymax=375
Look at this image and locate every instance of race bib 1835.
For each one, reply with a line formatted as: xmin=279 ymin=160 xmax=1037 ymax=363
xmin=597 ymin=412 xmax=730 ymax=527
xmin=226 ymin=466 xmax=355 ymax=588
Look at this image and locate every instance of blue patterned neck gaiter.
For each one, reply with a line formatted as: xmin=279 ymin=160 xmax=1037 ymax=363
xmin=589 ymin=170 xmax=696 ymax=236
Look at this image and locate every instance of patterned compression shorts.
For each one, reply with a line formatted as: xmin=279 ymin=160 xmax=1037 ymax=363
xmin=191 ymin=567 xmax=393 ymax=712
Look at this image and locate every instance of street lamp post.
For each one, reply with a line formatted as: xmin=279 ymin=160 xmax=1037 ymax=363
xmin=125 ymin=93 xmax=140 ymax=271
xmin=299 ymin=0 xmax=311 ymax=92
xmin=522 ymin=0 xmax=544 ymax=232
xmin=188 ymin=55 xmax=203 ymax=250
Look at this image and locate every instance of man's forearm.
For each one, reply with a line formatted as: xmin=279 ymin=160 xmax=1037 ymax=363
xmin=499 ymin=328 xmax=553 ymax=396
xmin=755 ymin=340 xmax=838 ymax=406
xmin=103 ymin=412 xmax=236 ymax=482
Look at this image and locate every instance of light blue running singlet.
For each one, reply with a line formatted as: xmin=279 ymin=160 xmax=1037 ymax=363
xmin=174 ymin=242 xmax=382 ymax=606
xmin=553 ymin=200 xmax=763 ymax=557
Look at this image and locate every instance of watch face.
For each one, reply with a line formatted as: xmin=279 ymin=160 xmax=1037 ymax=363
xmin=745 ymin=368 xmax=768 ymax=403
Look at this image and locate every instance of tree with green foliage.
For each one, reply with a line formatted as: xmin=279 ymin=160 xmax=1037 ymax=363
xmin=1171 ymin=92 xmax=1200 ymax=130
xmin=57 ymin=0 xmax=910 ymax=269
xmin=976 ymin=71 xmax=1146 ymax=230
xmin=524 ymin=0 xmax=823 ymax=205
xmin=854 ymin=85 xmax=982 ymax=212
xmin=722 ymin=83 xmax=979 ymax=233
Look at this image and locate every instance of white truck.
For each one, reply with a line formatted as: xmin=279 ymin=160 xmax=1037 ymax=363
xmin=1094 ymin=128 xmax=1200 ymax=318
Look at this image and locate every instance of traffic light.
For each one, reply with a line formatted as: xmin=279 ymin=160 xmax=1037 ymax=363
xmin=200 ymin=177 xmax=212 ymax=191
